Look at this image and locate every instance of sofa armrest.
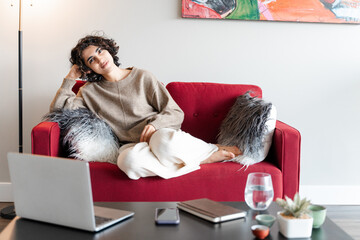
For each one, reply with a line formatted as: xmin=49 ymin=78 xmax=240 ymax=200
xmin=269 ymin=120 xmax=301 ymax=199
xmin=31 ymin=122 xmax=61 ymax=157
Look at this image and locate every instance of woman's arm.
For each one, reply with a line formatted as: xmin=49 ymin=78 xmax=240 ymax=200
xmin=49 ymin=65 xmax=87 ymax=111
xmin=147 ymin=78 xmax=185 ymax=130
xmin=139 ymin=78 xmax=184 ymax=143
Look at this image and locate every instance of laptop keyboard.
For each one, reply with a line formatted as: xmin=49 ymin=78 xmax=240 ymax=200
xmin=95 ymin=216 xmax=114 ymax=226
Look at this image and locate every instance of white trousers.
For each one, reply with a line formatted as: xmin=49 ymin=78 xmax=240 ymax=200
xmin=117 ymin=128 xmax=218 ymax=180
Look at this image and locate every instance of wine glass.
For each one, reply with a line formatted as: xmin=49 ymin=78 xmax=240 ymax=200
xmin=245 ymin=172 xmax=274 ymax=210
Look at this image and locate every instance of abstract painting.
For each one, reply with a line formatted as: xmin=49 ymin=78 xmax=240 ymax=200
xmin=182 ymin=0 xmax=360 ymax=23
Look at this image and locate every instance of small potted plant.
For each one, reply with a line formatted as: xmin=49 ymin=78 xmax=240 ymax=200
xmin=276 ymin=193 xmax=313 ymax=238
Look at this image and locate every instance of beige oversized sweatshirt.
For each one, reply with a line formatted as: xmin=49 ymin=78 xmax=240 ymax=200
xmin=50 ymin=67 xmax=184 ymax=143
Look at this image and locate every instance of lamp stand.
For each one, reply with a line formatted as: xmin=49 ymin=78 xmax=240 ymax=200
xmin=18 ymin=0 xmax=23 ymax=153
xmin=19 ymin=30 xmax=23 ymax=153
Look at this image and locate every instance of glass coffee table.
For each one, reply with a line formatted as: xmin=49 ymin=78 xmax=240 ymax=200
xmin=0 ymin=202 xmax=354 ymax=240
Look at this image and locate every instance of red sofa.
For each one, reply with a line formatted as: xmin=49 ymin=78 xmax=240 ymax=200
xmin=32 ymin=82 xmax=301 ymax=202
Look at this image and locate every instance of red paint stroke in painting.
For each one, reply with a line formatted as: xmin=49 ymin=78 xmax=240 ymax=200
xmin=182 ymin=0 xmax=222 ymax=19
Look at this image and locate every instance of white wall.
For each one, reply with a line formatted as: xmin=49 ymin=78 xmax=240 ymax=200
xmin=1 ymin=0 xmax=360 ymax=203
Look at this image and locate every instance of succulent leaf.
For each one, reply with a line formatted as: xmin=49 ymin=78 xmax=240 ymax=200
xmin=276 ymin=193 xmax=311 ymax=218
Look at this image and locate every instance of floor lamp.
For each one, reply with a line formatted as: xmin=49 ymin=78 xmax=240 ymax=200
xmin=0 ymin=0 xmax=28 ymax=220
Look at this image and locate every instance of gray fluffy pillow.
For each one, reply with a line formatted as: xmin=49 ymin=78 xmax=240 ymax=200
xmin=217 ymin=92 xmax=276 ymax=167
xmin=43 ymin=108 xmax=120 ymax=163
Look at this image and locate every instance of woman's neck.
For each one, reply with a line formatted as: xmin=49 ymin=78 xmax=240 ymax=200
xmin=103 ymin=66 xmax=130 ymax=82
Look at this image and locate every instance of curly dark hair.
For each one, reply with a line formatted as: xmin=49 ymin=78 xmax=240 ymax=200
xmin=70 ymin=35 xmax=121 ymax=82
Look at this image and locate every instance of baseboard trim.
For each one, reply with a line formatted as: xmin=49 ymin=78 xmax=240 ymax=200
xmin=300 ymin=185 xmax=360 ymax=205
xmin=0 ymin=182 xmax=13 ymax=202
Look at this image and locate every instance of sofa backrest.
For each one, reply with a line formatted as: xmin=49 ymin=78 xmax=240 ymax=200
xmin=73 ymin=80 xmax=87 ymax=94
xmin=73 ymin=80 xmax=263 ymax=143
xmin=166 ymin=82 xmax=262 ymax=143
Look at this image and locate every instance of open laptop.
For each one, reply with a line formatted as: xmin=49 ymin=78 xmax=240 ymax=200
xmin=7 ymin=153 xmax=134 ymax=232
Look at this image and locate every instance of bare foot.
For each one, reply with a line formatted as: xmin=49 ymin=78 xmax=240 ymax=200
xmin=216 ymin=145 xmax=242 ymax=156
xmin=200 ymin=145 xmax=241 ymax=164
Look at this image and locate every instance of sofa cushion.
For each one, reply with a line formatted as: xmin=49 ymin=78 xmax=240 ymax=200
xmin=43 ymin=108 xmax=120 ymax=163
xmin=217 ymin=93 xmax=277 ymax=166
xmin=89 ymin=161 xmax=282 ymax=202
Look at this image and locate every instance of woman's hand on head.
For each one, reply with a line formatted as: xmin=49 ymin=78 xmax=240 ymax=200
xmin=140 ymin=124 xmax=156 ymax=143
xmin=65 ymin=65 xmax=82 ymax=80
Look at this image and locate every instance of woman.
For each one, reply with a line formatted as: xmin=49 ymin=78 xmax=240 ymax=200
xmin=51 ymin=34 xmax=240 ymax=180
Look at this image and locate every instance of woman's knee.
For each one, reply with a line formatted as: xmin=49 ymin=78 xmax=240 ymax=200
xmin=149 ymin=128 xmax=177 ymax=156
xmin=117 ymin=142 xmax=160 ymax=179
xmin=117 ymin=147 xmax=137 ymax=171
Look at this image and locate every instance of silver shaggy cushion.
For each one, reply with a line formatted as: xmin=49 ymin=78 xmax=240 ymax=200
xmin=217 ymin=92 xmax=277 ymax=167
xmin=43 ymin=108 xmax=120 ymax=164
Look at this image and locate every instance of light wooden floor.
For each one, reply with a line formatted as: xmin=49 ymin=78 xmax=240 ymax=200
xmin=1 ymin=202 xmax=359 ymax=239
xmin=326 ymin=205 xmax=360 ymax=240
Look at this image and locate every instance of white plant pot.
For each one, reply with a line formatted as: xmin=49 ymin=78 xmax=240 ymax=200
xmin=277 ymin=211 xmax=313 ymax=238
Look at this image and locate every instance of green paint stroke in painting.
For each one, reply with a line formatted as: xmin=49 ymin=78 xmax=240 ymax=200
xmin=226 ymin=0 xmax=260 ymax=20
